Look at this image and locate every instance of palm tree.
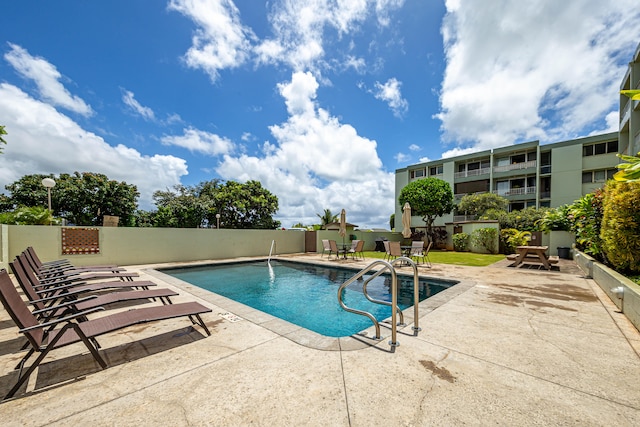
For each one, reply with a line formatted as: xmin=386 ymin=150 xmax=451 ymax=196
xmin=316 ymin=209 xmax=338 ymax=227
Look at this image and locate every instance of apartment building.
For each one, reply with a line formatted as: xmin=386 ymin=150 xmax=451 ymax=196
xmin=394 ymin=132 xmax=620 ymax=227
xmin=620 ymin=42 xmax=640 ymax=157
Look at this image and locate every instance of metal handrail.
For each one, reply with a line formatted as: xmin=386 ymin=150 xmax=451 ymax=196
xmin=337 ymin=257 xmax=421 ymax=350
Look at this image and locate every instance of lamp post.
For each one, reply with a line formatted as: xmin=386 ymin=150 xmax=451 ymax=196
xmin=216 ymin=213 xmax=221 ymax=229
xmin=41 ymin=178 xmax=56 ymax=225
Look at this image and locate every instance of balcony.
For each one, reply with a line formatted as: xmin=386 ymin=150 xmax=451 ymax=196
xmin=493 ymin=186 xmax=537 ymax=197
xmin=454 ymin=167 xmax=491 ymax=179
xmin=493 ymin=160 xmax=537 ymax=173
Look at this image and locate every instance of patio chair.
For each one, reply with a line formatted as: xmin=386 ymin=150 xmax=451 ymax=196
xmin=0 ymin=268 xmax=211 ymax=400
xmin=347 ymin=240 xmax=365 ymax=260
xmin=321 ymin=239 xmax=331 ymax=258
xmin=423 ymin=241 xmax=433 ymax=268
xmin=9 ymin=259 xmax=177 ymax=322
xmin=409 ymin=241 xmax=425 ymax=264
xmin=388 ymin=241 xmax=403 ymax=261
xmin=328 ymin=240 xmax=346 ymax=260
xmin=383 ymin=240 xmax=391 ymax=261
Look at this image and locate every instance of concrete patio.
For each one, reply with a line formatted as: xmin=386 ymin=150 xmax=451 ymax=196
xmin=0 ymin=254 xmax=639 ymax=426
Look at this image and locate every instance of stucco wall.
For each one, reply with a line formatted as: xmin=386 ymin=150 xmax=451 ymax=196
xmin=0 ymin=225 xmax=306 ymax=269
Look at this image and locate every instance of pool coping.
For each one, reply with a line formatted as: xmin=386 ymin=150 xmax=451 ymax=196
xmin=144 ymin=256 xmax=476 ymax=351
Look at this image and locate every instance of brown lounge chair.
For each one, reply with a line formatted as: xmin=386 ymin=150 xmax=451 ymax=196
xmin=0 ymin=268 xmax=211 ymax=400
xmin=9 ymin=260 xmax=178 ymax=322
xmin=14 ymin=254 xmax=157 ymax=296
xmin=25 ymin=246 xmax=120 ymax=271
xmin=23 ymin=247 xmax=126 ymax=280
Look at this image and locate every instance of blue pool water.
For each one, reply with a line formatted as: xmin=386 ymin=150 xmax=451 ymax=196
xmin=161 ymin=260 xmax=457 ymax=337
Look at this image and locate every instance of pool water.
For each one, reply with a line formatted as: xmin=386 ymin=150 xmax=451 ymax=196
xmin=161 ymin=260 xmax=456 ymax=337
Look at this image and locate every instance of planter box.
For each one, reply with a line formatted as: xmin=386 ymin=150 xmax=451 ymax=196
xmin=583 ymin=251 xmax=640 ymax=332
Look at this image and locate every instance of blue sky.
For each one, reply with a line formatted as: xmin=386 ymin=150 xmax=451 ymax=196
xmin=1 ymin=1 xmax=638 ymax=229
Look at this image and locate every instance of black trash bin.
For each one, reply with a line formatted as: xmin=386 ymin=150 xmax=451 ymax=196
xmin=557 ymin=247 xmax=571 ymax=259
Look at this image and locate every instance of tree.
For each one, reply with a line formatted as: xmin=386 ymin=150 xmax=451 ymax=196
xmin=0 ymin=125 xmax=7 ymax=153
xmin=614 ymin=152 xmax=640 ymax=182
xmin=4 ymin=172 xmax=139 ymax=226
xmin=211 ymin=180 xmax=280 ymax=229
xmin=457 ymin=193 xmax=507 ymax=217
xmin=153 ymin=185 xmax=208 ymax=228
xmin=316 ymin=209 xmax=338 ymax=226
xmin=398 ymin=178 xmax=454 ymax=243
xmin=152 ymin=179 xmax=281 ymax=229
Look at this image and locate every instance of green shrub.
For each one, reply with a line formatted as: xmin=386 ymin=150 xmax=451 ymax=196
xmin=601 ymin=181 xmax=640 ymax=274
xmin=452 ymin=232 xmax=470 ymax=252
xmin=471 ymin=227 xmax=498 ymax=254
xmin=568 ymin=190 xmax=604 ymax=259
xmin=0 ymin=206 xmax=59 ymax=225
xmin=500 ymin=228 xmax=532 ymax=254
xmin=536 ymin=205 xmax=571 ymax=232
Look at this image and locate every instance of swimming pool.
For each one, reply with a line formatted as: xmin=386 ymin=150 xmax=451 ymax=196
xmin=161 ymin=260 xmax=457 ymax=337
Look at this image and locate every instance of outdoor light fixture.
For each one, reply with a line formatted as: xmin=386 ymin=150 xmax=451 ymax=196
xmin=42 ymin=177 xmax=56 ymax=226
xmin=216 ymin=213 xmax=221 ymax=229
xmin=611 ymin=286 xmax=624 ymax=299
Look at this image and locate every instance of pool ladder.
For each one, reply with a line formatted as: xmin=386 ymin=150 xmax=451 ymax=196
xmin=337 ymin=257 xmax=421 ymax=351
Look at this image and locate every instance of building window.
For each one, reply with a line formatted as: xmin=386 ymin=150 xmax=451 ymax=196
xmin=410 ymin=168 xmax=425 ymax=179
xmin=511 ymin=154 xmax=526 ymax=164
xmin=583 ymin=140 xmax=618 ymax=157
xmin=429 ymin=165 xmax=443 ymax=175
xmin=582 ymin=169 xmax=616 ymax=183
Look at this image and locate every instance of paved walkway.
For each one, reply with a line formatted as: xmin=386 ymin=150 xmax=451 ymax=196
xmin=0 ymin=254 xmax=638 ymax=426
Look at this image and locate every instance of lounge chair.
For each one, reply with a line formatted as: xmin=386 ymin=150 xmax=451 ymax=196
xmin=409 ymin=241 xmax=425 ymax=264
xmin=347 ymin=240 xmax=365 ymax=260
xmin=26 ymin=246 xmax=120 ymax=271
xmin=19 ymin=252 xmax=138 ymax=284
xmin=9 ymin=259 xmax=178 ymax=322
xmin=23 ymin=247 xmax=125 ymax=280
xmin=15 ymin=254 xmax=157 ymax=297
xmin=0 ymin=268 xmax=211 ymax=400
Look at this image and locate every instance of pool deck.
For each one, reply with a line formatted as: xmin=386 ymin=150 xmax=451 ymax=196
xmin=1 ymin=254 xmax=639 ymax=426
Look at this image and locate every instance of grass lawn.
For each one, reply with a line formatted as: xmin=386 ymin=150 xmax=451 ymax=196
xmin=362 ymin=250 xmax=505 ymax=267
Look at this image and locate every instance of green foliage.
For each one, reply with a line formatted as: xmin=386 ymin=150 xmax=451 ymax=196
xmin=0 ymin=206 xmax=59 ymax=225
xmin=316 ymin=209 xmax=338 ymax=226
xmin=457 ymin=193 xmax=508 ymax=217
xmin=4 ymin=172 xmax=139 ymax=226
xmin=0 ymin=125 xmax=6 ymax=153
xmin=452 ymin=232 xmax=469 ymax=252
xmin=481 ymin=206 xmax=548 ymax=231
xmin=500 ymin=228 xmax=532 ymax=254
xmin=601 ymin=180 xmax=640 ymax=273
xmin=471 ymin=227 xmax=498 ymax=254
xmin=389 ymin=213 xmax=395 ymax=230
xmin=536 ymin=205 xmax=571 ymax=232
xmin=567 ymin=190 xmax=604 ymax=258
xmin=152 ymin=179 xmax=280 ymax=229
xmin=399 ymin=178 xmax=453 ymax=242
xmin=613 ymin=152 xmax=640 ymax=182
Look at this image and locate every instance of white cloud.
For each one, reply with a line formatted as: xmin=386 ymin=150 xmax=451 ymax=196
xmin=161 ymin=127 xmax=234 ymax=156
xmin=4 ymin=43 xmax=93 ymax=117
xmin=0 ymin=83 xmax=187 ymax=209
xmin=436 ymin=0 xmax=640 ymax=152
xmin=168 ymin=0 xmax=255 ymax=82
xmin=216 ymin=71 xmax=394 ymax=228
xmin=409 ymin=144 xmax=420 ymax=151
xmin=394 ymin=152 xmax=410 ymax=163
xmin=373 ymin=78 xmax=408 ymax=117
xmin=122 ymin=90 xmax=155 ymax=121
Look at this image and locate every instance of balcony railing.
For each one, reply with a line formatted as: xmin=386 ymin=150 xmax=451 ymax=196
xmin=453 ymin=167 xmax=491 ymax=179
xmin=492 ymin=186 xmax=537 ymax=196
xmin=493 ymin=160 xmax=537 ymax=173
